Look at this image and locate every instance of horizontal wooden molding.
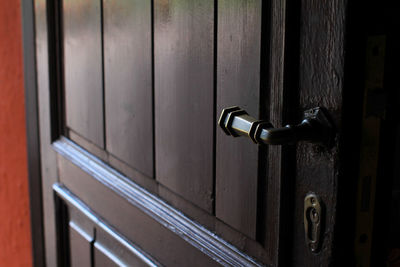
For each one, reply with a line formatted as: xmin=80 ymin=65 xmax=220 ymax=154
xmin=53 ymin=137 xmax=263 ymax=266
xmin=54 ymin=183 xmax=160 ymax=266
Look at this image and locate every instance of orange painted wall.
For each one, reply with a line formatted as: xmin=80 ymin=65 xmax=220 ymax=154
xmin=0 ymin=0 xmax=33 ymax=266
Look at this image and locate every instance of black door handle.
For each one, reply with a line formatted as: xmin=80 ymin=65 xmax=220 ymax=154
xmin=218 ymin=106 xmax=333 ymax=146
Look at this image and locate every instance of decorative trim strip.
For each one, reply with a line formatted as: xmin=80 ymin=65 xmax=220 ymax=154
xmin=54 ymin=183 xmax=160 ymax=267
xmin=53 ymin=137 xmax=263 ymax=266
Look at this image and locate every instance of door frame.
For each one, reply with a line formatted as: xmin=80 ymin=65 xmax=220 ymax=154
xmin=21 ymin=0 xmax=45 ymax=266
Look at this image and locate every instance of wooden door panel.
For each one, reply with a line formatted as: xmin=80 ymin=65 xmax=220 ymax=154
xmin=94 ymin=227 xmax=151 ymax=267
xmin=55 ymin=183 xmax=161 ymax=267
xmin=30 ymin=0 xmax=349 ymax=264
xmin=94 ymin=245 xmax=120 ymax=267
xmin=69 ymin=222 xmax=93 ymax=267
xmin=104 ymin=0 xmax=154 ymax=177
xmin=54 ymin=139 xmax=263 ymax=266
xmin=68 ymin=199 xmax=96 ymax=267
xmin=154 ymin=0 xmax=215 ymax=212
xmin=56 ymin=149 xmax=220 ymax=266
xmin=63 ymin=0 xmax=104 ymax=147
xmin=215 ymin=0 xmax=262 ymax=239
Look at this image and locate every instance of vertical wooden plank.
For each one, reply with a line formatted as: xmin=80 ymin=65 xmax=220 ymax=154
xmin=264 ymin=0 xmax=300 ymax=265
xmin=63 ymin=0 xmax=104 ymax=147
xmin=154 ymin=0 xmax=214 ymax=211
xmin=291 ymin=1 xmax=347 ymax=266
xmin=103 ymin=0 xmax=153 ymax=177
xmin=215 ymin=0 xmax=262 ymax=239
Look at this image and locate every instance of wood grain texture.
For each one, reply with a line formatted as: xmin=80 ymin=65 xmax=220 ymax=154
xmin=39 ymin=0 xmax=350 ymax=265
xmin=21 ymin=0 xmax=45 ymax=265
xmin=263 ymin=0 xmax=296 ymax=265
xmin=63 ymin=0 xmax=104 ymax=147
xmin=57 ymin=157 xmax=222 ymax=266
xmin=215 ymin=0 xmax=262 ymax=239
xmin=60 ymin=186 xmax=161 ymax=266
xmin=35 ymin=0 xmax=60 ymax=266
xmin=290 ymin=1 xmax=347 ymax=266
xmin=104 ymin=0 xmax=154 ymax=177
xmin=68 ymin=129 xmax=158 ymax=194
xmin=69 ymin=130 xmax=108 ymax=162
xmin=54 ymin=138 xmax=264 ymax=266
xmin=154 ymin=0 xmax=214 ymax=211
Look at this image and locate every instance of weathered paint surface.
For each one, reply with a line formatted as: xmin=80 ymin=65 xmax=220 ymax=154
xmin=0 ymin=0 xmax=33 ymax=265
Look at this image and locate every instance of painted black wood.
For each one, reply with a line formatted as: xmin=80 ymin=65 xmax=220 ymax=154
xmin=263 ymin=0 xmax=300 ymax=265
xmin=94 ymin=228 xmax=150 ymax=267
xmin=47 ymin=0 xmax=65 ymax=142
xmin=63 ymin=0 xmax=104 ymax=147
xmin=94 ymin=246 xmax=119 ymax=267
xmin=33 ymin=0 xmax=61 ymax=265
xmin=67 ymin=129 xmax=159 ymax=194
xmin=290 ymin=1 xmax=347 ymax=266
xmin=54 ymin=184 xmax=160 ymax=266
xmin=54 ymin=137 xmax=270 ymax=264
xmin=103 ymin=0 xmax=154 ymax=178
xmin=28 ymin=0 xmax=353 ymax=265
xmin=55 ymin=195 xmax=71 ymax=267
xmin=21 ymin=0 xmax=45 ymax=266
xmin=215 ymin=0 xmax=262 ymax=239
xmin=154 ymin=0 xmax=215 ymax=212
xmin=53 ymin=139 xmax=264 ymax=266
xmin=69 ymin=222 xmax=93 ymax=267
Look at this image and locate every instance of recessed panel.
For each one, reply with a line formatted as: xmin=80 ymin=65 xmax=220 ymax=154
xmin=104 ymin=0 xmax=153 ymax=177
xmin=63 ymin=0 xmax=104 ymax=147
xmin=154 ymin=0 xmax=214 ymax=211
xmin=216 ymin=0 xmax=262 ymax=238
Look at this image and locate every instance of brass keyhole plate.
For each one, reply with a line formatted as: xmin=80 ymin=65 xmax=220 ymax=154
xmin=304 ymin=193 xmax=323 ymax=253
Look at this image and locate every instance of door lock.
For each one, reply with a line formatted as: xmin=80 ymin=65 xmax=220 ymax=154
xmin=304 ymin=193 xmax=323 ymax=253
xmin=218 ymin=106 xmax=333 ymax=146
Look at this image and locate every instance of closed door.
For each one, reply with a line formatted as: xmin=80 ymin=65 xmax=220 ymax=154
xmin=34 ymin=0 xmax=347 ymax=266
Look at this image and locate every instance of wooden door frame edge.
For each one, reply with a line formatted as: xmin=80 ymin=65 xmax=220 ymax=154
xmin=21 ymin=0 xmax=46 ymax=266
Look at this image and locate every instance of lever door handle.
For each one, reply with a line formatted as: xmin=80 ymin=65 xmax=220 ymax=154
xmin=218 ymin=106 xmax=333 ymax=146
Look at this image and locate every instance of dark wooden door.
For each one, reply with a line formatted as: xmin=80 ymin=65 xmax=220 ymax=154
xmin=32 ymin=0 xmax=348 ymax=266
